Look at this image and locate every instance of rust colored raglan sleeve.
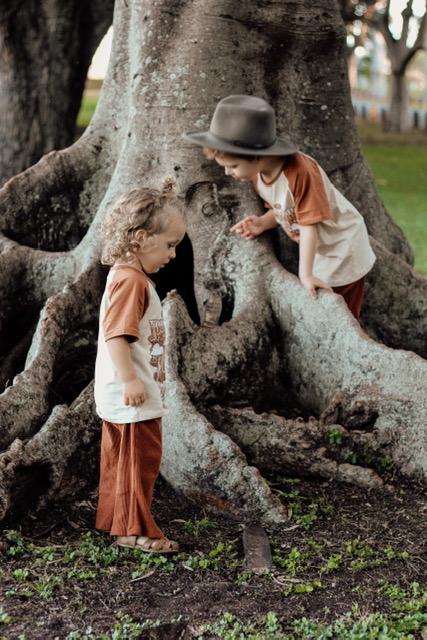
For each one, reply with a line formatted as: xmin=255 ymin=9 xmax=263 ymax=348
xmin=285 ymin=153 xmax=334 ymax=225
xmin=103 ymin=269 xmax=149 ymax=343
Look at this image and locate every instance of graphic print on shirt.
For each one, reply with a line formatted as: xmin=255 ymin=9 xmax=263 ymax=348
xmin=272 ymin=203 xmax=300 ymax=242
xmin=148 ymin=319 xmax=166 ymax=396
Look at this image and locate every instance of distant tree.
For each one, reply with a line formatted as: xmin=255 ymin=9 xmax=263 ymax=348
xmin=0 ymin=0 xmax=114 ymax=185
xmin=338 ymin=0 xmax=427 ymax=131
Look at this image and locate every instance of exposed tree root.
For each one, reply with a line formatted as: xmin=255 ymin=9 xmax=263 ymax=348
xmin=1 ymin=141 xmax=94 ymax=240
xmin=161 ymin=292 xmax=288 ymax=525
xmin=0 ymin=0 xmax=426 ymax=527
xmin=0 ymin=384 xmax=99 ymax=522
xmin=0 ymin=267 xmax=102 ymax=449
xmin=205 ymin=406 xmax=384 ymax=490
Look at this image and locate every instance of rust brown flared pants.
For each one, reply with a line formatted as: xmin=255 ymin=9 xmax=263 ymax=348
xmin=95 ymin=419 xmax=164 ymax=538
xmin=333 ymin=276 xmax=365 ymax=320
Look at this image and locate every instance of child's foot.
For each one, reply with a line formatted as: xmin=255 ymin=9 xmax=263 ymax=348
xmin=115 ymin=535 xmax=179 ymax=554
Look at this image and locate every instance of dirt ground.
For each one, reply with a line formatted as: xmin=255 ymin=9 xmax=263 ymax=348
xmin=0 ymin=474 xmax=426 ymax=639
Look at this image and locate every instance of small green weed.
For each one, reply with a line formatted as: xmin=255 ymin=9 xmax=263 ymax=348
xmin=292 ymin=606 xmax=427 ymax=639
xmin=4 ymin=530 xmax=26 ymax=558
xmin=198 ymin=611 xmax=285 ymax=640
xmin=183 ymin=541 xmax=240 ymax=572
xmin=328 ymin=428 xmax=344 ymax=446
xmin=306 ymin=539 xmax=325 ymax=554
xmin=275 ymin=488 xmax=321 ymax=530
xmin=273 ymin=546 xmax=306 ymax=577
xmin=64 ymin=532 xmax=120 ymax=567
xmin=131 ymin=552 xmax=176 ymax=579
xmin=383 ymin=547 xmax=409 ymax=562
xmin=66 ymin=568 xmax=98 ymax=581
xmin=65 ymin=612 xmax=173 ymax=640
xmin=6 ymin=575 xmax=63 ymax=600
xmin=320 ymin=553 xmax=343 ymax=574
xmin=12 ymin=568 xmax=30 ymax=581
xmin=380 ymin=581 xmax=427 ymax=614
xmin=0 ymin=607 xmax=13 ymax=624
xmin=33 ymin=575 xmax=63 ymax=599
xmin=342 ymin=539 xmax=410 ymax=572
xmin=283 ymin=579 xmax=323 ymax=596
xmin=182 ymin=517 xmax=215 ymax=535
xmin=234 ymin=570 xmax=255 ymax=586
xmin=379 ymin=456 xmax=395 ymax=472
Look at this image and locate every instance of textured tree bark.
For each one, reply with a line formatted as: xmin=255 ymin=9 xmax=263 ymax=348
xmin=0 ymin=0 xmax=114 ymax=185
xmin=389 ymin=71 xmax=409 ymax=133
xmin=0 ymin=0 xmax=426 ymax=525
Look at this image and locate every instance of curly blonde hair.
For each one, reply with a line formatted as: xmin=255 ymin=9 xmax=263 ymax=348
xmin=101 ymin=179 xmax=182 ymax=266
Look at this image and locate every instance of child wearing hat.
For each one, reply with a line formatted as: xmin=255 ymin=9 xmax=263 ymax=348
xmin=184 ymin=95 xmax=376 ymax=319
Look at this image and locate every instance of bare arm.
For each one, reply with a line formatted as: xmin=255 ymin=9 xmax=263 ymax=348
xmin=299 ymin=224 xmax=317 ymax=279
xmin=258 ymin=210 xmax=279 ymax=231
xmin=230 ymin=209 xmax=278 ymax=238
xmin=299 ymin=224 xmax=332 ymax=299
xmin=106 ymin=336 xmax=145 ymax=406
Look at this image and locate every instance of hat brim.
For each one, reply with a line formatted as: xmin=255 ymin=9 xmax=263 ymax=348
xmin=183 ymin=130 xmax=297 ymax=156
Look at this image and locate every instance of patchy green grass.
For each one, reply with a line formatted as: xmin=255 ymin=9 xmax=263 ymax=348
xmin=357 ymin=121 xmax=427 ymax=146
xmin=269 ymin=478 xmax=333 ymax=530
xmin=197 ymin=585 xmax=427 ymax=639
xmin=64 ymin=612 xmax=165 ymax=639
xmin=358 ymin=121 xmax=427 ymax=275
xmin=1 ymin=477 xmax=426 ymax=639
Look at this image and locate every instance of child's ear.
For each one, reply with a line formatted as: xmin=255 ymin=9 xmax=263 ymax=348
xmin=134 ymin=229 xmax=157 ymax=252
xmin=134 ymin=229 xmax=147 ymax=244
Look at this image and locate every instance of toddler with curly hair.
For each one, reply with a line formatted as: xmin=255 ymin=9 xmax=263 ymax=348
xmin=94 ymin=180 xmax=185 ymax=553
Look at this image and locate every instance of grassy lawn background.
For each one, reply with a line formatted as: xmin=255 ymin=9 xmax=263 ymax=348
xmin=358 ymin=121 xmax=427 ymax=275
xmin=78 ymin=96 xmax=427 ymax=274
xmin=77 ymin=94 xmax=98 ymax=131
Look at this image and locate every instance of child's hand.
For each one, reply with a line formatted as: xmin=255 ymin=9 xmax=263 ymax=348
xmin=230 ymin=216 xmax=264 ymax=239
xmin=123 ymin=378 xmax=146 ymax=406
xmin=300 ymin=275 xmax=333 ymax=300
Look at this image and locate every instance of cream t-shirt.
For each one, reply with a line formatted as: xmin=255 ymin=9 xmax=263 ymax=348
xmin=94 ymin=266 xmax=167 ymax=423
xmin=254 ymin=153 xmax=376 ymax=287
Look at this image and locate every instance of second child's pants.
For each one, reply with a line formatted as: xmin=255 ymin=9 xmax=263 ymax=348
xmin=333 ymin=276 xmax=365 ymax=319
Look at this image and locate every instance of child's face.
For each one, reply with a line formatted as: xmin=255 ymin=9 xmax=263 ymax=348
xmin=138 ymin=207 xmax=186 ymax=273
xmin=215 ymin=154 xmax=260 ymax=182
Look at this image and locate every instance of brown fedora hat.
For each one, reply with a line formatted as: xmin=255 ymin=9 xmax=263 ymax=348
xmin=183 ymin=95 xmax=297 ymax=156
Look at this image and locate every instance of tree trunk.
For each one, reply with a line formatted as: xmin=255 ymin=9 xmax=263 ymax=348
xmin=0 ymin=0 xmax=114 ymax=186
xmin=389 ymin=71 xmax=409 ymax=132
xmin=0 ymin=0 xmax=426 ymax=525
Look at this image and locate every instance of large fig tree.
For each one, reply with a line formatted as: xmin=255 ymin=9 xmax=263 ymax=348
xmin=0 ymin=0 xmax=426 ymax=526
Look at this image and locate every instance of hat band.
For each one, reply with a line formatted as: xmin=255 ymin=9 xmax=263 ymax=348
xmin=211 ymin=131 xmax=275 ymax=150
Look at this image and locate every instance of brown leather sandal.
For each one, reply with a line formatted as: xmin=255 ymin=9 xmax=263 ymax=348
xmin=116 ymin=535 xmax=179 ymax=554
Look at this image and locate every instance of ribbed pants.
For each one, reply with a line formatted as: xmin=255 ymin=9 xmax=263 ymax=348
xmin=333 ymin=276 xmax=365 ymax=319
xmin=95 ymin=419 xmax=164 ymax=538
